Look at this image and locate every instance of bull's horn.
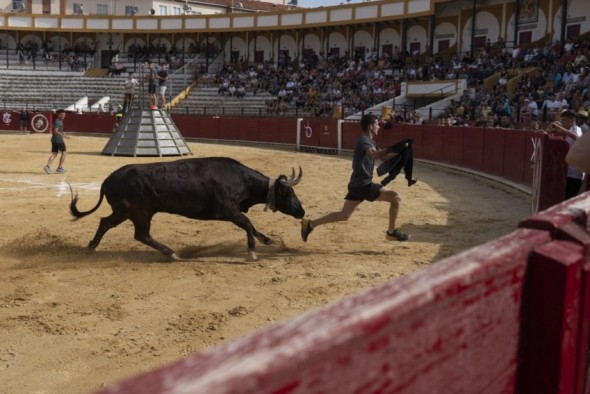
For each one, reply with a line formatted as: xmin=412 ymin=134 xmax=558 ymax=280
xmin=280 ymin=166 xmax=302 ymax=186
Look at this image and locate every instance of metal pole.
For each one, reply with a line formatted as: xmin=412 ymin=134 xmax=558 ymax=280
xmin=5 ymin=31 xmax=9 ymax=69
xmin=560 ymin=0 xmax=568 ymax=47
xmin=513 ymin=0 xmax=520 ymax=47
xmin=470 ymin=0 xmax=476 ymax=57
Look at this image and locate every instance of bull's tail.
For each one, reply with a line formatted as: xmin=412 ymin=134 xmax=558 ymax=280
xmin=68 ymin=181 xmax=105 ymax=220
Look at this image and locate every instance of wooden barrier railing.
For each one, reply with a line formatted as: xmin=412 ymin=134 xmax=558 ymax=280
xmin=95 ymin=193 xmax=590 ymax=394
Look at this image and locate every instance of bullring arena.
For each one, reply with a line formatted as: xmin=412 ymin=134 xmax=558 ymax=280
xmin=1 ymin=0 xmax=590 ymax=392
xmin=0 ymin=130 xmax=532 ymax=393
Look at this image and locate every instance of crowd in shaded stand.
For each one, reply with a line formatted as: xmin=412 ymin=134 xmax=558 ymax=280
xmin=208 ymin=50 xmax=401 ymax=116
xmin=199 ymin=36 xmax=590 ymax=128
xmin=435 ymin=37 xmax=590 ymax=130
xmin=14 ymin=39 xmax=95 ymax=70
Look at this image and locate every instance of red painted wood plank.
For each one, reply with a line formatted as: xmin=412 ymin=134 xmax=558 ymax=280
xmin=502 ymin=130 xmax=526 ymax=184
xmin=461 ymin=128 xmax=484 ymax=172
xmin=517 ymin=241 xmax=585 ymax=394
xmin=96 ymin=229 xmax=550 ymax=394
xmin=519 ymin=191 xmax=590 ymax=237
xmin=482 ymin=129 xmax=506 ymax=177
xmin=576 ymin=263 xmax=590 ymax=394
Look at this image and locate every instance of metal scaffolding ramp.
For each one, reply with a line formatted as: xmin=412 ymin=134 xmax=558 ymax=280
xmin=101 ymin=108 xmax=192 ymax=157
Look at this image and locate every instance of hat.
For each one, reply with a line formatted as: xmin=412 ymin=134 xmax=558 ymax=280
xmin=577 ymin=109 xmax=589 ymax=118
xmin=560 ymin=109 xmax=576 ymax=118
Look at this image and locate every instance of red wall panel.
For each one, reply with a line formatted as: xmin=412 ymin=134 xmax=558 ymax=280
xmin=63 ymin=112 xmax=113 ymax=134
xmin=341 ymin=121 xmax=359 ymax=150
xmin=441 ymin=127 xmax=464 ymax=166
xmin=58 ymin=114 xmax=547 ymax=198
xmin=482 ymin=129 xmax=506 ymax=176
xmin=523 ymin=131 xmax=536 ymax=187
xmin=276 ymin=119 xmax=298 ymax=144
xmin=502 ymin=130 xmax=527 ymax=184
xmin=517 ymin=241 xmax=584 ymax=394
xmin=172 ymin=115 xmax=218 ymax=139
xmin=299 ymin=119 xmax=321 ymax=147
xmin=461 ymin=128 xmax=484 ymax=171
xmin=237 ymin=117 xmax=260 ymax=141
xmin=317 ymin=119 xmax=338 ymax=149
xmin=420 ymin=125 xmax=443 ymax=161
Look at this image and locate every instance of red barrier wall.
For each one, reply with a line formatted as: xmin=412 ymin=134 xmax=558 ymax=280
xmin=68 ymin=116 xmax=544 ymax=192
xmin=96 ymin=228 xmax=553 ymax=394
xmin=93 ymin=193 xmax=590 ymax=394
xmin=64 ymin=114 xmax=584 ymax=214
xmin=0 ymin=110 xmax=54 ymax=133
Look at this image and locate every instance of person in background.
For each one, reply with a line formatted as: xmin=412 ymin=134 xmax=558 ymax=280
xmin=157 ymin=62 xmax=169 ymax=109
xmin=566 ymin=122 xmax=590 ymax=173
xmin=147 ymin=62 xmax=158 ymax=108
xmin=122 ymin=72 xmax=139 ymax=113
xmin=19 ymin=108 xmax=30 ymax=134
xmin=43 ymin=109 xmax=69 ymax=174
xmin=550 ymin=109 xmax=585 ymax=199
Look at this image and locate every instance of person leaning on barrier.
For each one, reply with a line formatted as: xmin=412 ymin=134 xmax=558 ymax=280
xmin=549 ymin=109 xmax=585 ymax=199
xmin=566 ymin=132 xmax=590 ymax=173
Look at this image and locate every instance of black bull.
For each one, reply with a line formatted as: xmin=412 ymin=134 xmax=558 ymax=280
xmin=69 ymin=157 xmax=305 ymax=260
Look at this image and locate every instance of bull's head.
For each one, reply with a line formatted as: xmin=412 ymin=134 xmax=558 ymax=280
xmin=273 ymin=166 xmax=305 ymax=219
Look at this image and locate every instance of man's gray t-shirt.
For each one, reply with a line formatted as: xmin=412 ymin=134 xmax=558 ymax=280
xmin=51 ymin=118 xmax=64 ymax=144
xmin=348 ymin=134 xmax=376 ymax=187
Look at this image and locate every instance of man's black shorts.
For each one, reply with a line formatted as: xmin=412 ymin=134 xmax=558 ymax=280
xmin=345 ymin=183 xmax=382 ymax=202
xmin=51 ymin=142 xmax=66 ymax=153
xmin=148 ymin=83 xmax=157 ymax=94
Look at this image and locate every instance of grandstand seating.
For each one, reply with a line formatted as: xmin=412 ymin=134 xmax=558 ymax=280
xmin=168 ymin=84 xmax=309 ymax=117
xmin=0 ymin=68 xmax=191 ymax=112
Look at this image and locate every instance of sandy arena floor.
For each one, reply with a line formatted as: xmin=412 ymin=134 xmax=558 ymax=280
xmin=0 ymin=132 xmax=530 ymax=394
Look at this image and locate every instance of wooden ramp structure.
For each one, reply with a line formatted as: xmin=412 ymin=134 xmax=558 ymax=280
xmin=101 ymin=109 xmax=192 ymax=157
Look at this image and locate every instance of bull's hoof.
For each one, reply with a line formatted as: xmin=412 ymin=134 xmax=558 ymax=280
xmin=263 ymin=238 xmax=276 ymax=245
xmin=167 ymin=253 xmax=180 ymax=261
xmin=247 ymin=250 xmax=258 ymax=260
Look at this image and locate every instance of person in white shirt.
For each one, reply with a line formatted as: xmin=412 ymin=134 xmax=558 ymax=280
xmin=527 ymin=98 xmax=539 ymax=120
xmin=550 ymin=109 xmax=585 ymax=199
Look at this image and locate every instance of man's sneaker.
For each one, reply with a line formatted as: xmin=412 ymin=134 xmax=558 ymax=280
xmin=301 ymin=218 xmax=314 ymax=242
xmin=386 ymin=229 xmax=410 ymax=242
xmin=43 ymin=165 xmax=51 ymax=174
xmin=56 ymin=167 xmax=67 ymax=174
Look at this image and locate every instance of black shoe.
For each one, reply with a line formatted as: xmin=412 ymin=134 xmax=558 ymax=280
xmin=408 ymin=178 xmax=418 ymax=187
xmin=386 ymin=229 xmax=410 ymax=242
xmin=301 ymin=219 xmax=314 ymax=242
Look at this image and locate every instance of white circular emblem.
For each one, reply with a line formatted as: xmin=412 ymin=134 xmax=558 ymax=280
xmin=304 ymin=124 xmax=313 ymax=138
xmin=2 ymin=112 xmax=11 ymax=125
xmin=31 ymin=113 xmax=49 ymax=133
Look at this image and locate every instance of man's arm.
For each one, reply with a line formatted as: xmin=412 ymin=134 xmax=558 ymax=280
xmin=566 ymin=131 xmax=590 ymax=172
xmin=551 ymin=121 xmax=579 ymax=140
xmin=366 ymin=146 xmax=395 ymax=160
xmin=54 ymin=125 xmax=70 ymax=139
